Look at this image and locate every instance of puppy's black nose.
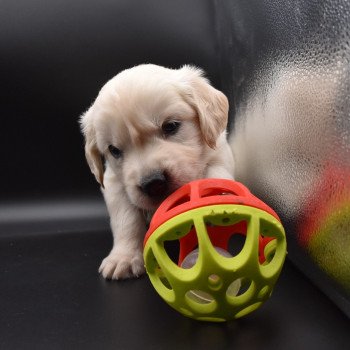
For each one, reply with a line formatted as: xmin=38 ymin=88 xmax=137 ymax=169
xmin=140 ymin=171 xmax=169 ymax=199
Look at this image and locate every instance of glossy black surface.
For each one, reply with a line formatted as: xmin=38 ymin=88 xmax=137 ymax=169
xmin=1 ymin=226 xmax=349 ymax=350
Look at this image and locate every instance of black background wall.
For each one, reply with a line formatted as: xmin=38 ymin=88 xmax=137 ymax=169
xmin=1 ymin=0 xmax=223 ymax=200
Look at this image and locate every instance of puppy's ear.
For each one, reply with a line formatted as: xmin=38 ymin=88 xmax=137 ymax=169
xmin=79 ymin=107 xmax=104 ymax=188
xmin=178 ymin=66 xmax=229 ymax=148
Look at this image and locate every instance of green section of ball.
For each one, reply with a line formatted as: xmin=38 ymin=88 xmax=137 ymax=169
xmin=144 ymin=204 xmax=287 ymax=322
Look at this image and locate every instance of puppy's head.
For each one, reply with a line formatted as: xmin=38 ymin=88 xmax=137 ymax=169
xmin=80 ymin=64 xmax=228 ymax=210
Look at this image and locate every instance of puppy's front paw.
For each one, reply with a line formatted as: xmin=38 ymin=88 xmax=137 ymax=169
xmin=99 ymin=251 xmax=145 ymax=280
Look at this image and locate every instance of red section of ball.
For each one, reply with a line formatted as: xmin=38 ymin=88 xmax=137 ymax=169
xmin=144 ymin=179 xmax=280 ymax=247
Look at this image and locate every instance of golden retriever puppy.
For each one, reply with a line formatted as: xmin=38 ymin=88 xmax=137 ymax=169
xmin=80 ymin=64 xmax=234 ymax=280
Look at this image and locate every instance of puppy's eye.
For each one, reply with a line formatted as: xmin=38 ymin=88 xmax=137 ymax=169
xmin=108 ymin=145 xmax=123 ymax=159
xmin=162 ymin=121 xmax=181 ymax=136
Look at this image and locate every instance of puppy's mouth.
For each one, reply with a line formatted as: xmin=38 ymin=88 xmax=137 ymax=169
xmin=136 ymin=170 xmax=181 ymax=210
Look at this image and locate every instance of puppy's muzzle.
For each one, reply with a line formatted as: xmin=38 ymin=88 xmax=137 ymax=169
xmin=140 ymin=170 xmax=170 ymax=199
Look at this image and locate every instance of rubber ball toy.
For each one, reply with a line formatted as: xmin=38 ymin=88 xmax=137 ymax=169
xmin=143 ymin=179 xmax=287 ymax=322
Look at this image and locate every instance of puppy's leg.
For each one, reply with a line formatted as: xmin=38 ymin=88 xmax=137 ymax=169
xmin=99 ymin=174 xmax=146 ymax=280
xmin=205 ymin=140 xmax=235 ymax=180
xmin=205 ymin=165 xmax=234 ymax=180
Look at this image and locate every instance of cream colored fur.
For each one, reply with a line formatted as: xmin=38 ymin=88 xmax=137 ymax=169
xmin=80 ymin=64 xmax=234 ymax=279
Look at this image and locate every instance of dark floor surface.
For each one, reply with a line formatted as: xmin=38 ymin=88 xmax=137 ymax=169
xmin=1 ymin=227 xmax=349 ymax=350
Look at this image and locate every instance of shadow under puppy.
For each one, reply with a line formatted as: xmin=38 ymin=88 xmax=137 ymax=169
xmin=80 ymin=64 xmax=234 ymax=280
